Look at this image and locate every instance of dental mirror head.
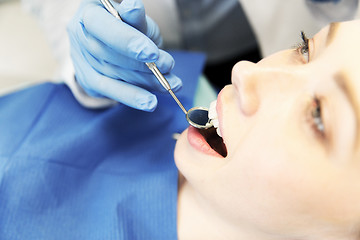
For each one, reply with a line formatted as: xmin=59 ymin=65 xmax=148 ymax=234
xmin=186 ymin=107 xmax=213 ymax=129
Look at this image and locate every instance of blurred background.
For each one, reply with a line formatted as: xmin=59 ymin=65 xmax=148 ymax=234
xmin=1 ymin=0 xmax=356 ymax=97
xmin=0 ymin=0 xmax=57 ymax=96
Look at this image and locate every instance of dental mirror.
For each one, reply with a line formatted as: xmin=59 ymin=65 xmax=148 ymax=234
xmin=186 ymin=107 xmax=213 ymax=129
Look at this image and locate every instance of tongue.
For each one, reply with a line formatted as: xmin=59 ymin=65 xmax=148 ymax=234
xmin=199 ymin=127 xmax=227 ymax=157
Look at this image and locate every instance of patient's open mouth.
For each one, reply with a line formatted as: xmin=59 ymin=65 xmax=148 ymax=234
xmin=187 ymin=100 xmax=227 ymax=158
xmin=187 ymin=126 xmax=227 ymax=158
xmin=199 ymin=127 xmax=227 ymax=157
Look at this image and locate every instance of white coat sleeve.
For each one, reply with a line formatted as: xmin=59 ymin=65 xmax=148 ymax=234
xmin=239 ymin=0 xmax=360 ymax=57
xmin=21 ymin=0 xmax=117 ymax=108
xmin=238 ymin=0 xmax=320 ymax=57
xmin=142 ymin=0 xmax=182 ymax=49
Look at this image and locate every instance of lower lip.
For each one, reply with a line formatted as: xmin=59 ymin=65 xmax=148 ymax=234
xmin=187 ymin=126 xmax=221 ymax=157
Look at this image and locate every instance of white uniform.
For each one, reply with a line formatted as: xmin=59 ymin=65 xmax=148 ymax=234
xmin=240 ymin=0 xmax=359 ymax=56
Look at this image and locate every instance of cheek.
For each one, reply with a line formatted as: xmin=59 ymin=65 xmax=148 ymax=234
xmin=221 ymin=130 xmax=360 ymax=230
xmin=224 ymin=135 xmax=308 ymax=203
xmin=212 ymin=121 xmax=331 ymax=221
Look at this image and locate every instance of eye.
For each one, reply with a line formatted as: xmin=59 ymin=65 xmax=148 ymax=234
xmin=295 ymin=31 xmax=310 ymax=63
xmin=310 ymin=96 xmax=325 ymax=139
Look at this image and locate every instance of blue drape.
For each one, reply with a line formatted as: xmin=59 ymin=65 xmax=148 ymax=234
xmin=0 ymin=51 xmax=205 ymax=240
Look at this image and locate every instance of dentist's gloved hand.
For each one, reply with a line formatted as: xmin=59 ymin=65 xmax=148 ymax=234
xmin=67 ymin=0 xmax=182 ymax=111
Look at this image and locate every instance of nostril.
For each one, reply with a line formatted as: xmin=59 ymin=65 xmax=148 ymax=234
xmin=239 ymin=88 xmax=259 ymax=116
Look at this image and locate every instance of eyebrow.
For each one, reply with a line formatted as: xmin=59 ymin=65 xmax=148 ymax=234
xmin=326 ymin=22 xmax=340 ymax=46
xmin=334 ymin=72 xmax=360 ymax=149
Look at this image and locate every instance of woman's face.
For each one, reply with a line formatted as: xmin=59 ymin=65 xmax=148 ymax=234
xmin=175 ymin=20 xmax=360 ymax=238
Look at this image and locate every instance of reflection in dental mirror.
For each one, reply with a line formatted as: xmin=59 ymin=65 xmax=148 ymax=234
xmin=186 ymin=107 xmax=213 ymax=129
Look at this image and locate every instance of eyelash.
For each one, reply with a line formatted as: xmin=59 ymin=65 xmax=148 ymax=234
xmin=296 ymin=31 xmax=310 ymax=62
xmin=310 ymin=95 xmax=326 ymax=139
xmin=295 ymin=33 xmax=325 ymax=140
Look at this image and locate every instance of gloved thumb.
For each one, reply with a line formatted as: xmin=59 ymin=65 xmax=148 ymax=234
xmin=111 ymin=0 xmax=162 ymax=47
xmin=113 ymin=0 xmax=147 ymax=34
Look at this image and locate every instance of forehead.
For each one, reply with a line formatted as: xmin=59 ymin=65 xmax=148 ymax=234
xmin=315 ymin=21 xmax=360 ymax=93
xmin=325 ymin=21 xmax=360 ymax=70
xmin=324 ymin=20 xmax=360 ymax=156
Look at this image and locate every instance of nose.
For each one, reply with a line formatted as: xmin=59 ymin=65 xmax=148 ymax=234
xmin=231 ymin=61 xmax=259 ymax=116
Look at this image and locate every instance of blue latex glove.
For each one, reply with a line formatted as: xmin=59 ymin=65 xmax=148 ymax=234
xmin=67 ymin=0 xmax=182 ymax=112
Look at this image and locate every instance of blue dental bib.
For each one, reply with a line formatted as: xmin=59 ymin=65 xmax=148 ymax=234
xmin=0 ymin=51 xmax=205 ymax=240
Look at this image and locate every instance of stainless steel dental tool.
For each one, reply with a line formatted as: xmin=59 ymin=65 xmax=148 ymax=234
xmin=100 ymin=0 xmax=213 ymax=129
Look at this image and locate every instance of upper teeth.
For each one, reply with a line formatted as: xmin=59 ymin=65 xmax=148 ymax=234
xmin=208 ymin=100 xmax=222 ymax=137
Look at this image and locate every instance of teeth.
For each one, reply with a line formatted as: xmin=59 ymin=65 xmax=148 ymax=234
xmin=212 ymin=118 xmax=219 ymax=128
xmin=208 ymin=100 xmax=222 ymax=137
xmin=216 ymin=127 xmax=222 ymax=137
xmin=208 ymin=100 xmax=218 ymax=119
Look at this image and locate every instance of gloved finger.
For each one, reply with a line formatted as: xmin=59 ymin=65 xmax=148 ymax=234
xmin=111 ymin=0 xmax=162 ymax=46
xmin=82 ymin=49 xmax=182 ymax=92
xmin=88 ymin=71 xmax=158 ymax=112
xmin=106 ymin=0 xmax=162 ymax=47
xmin=74 ymin=60 xmax=158 ymax=112
xmin=113 ymin=0 xmax=147 ymax=33
xmin=145 ymin=16 xmax=162 ymax=47
xmin=92 ymin=49 xmax=175 ymax=74
xmin=82 ymin=3 xmax=159 ymax=62
xmin=70 ymin=37 xmax=158 ymax=112
xmin=78 ymin=28 xmax=173 ymax=73
xmin=154 ymin=50 xmax=175 ymax=73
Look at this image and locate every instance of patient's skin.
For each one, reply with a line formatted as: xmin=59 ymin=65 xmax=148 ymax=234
xmin=175 ymin=20 xmax=360 ymax=240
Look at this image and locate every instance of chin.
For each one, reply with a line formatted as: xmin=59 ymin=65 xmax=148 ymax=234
xmin=174 ymin=126 xmax=228 ymax=186
xmin=174 ymin=128 xmax=190 ymax=173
